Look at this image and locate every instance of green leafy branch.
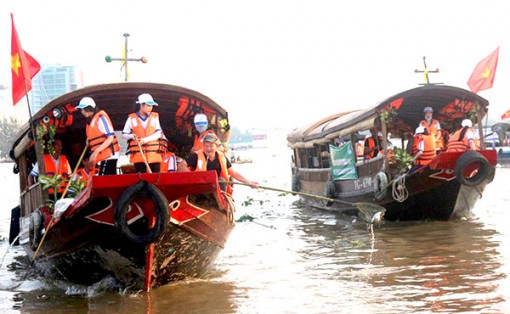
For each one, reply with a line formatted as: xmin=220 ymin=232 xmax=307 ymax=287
xmin=390 ymin=147 xmax=414 ymax=172
xmin=36 ymin=123 xmax=57 ymax=155
xmin=38 ymin=174 xmax=86 ymax=211
xmin=379 ymin=106 xmax=398 ymax=124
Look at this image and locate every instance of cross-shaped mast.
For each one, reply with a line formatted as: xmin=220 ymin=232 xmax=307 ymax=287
xmin=414 ymin=56 xmax=442 ymax=85
xmin=105 ymin=33 xmax=147 ymax=81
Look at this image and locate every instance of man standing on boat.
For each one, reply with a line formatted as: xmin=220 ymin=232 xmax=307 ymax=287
xmin=446 ymin=119 xmax=479 ymax=152
xmin=419 ymin=107 xmax=443 ymax=151
xmin=76 ymin=97 xmax=120 ymax=175
xmin=122 ymin=93 xmax=163 ymax=173
xmin=187 ymin=133 xmax=258 ymax=194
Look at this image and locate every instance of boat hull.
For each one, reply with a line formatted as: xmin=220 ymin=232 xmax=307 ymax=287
xmin=292 ymin=151 xmax=497 ymax=221
xmin=18 ymin=171 xmax=234 ymax=290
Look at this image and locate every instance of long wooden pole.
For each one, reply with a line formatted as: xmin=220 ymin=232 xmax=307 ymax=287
xmin=134 ymin=136 xmax=152 ymax=173
xmin=227 ymin=181 xmax=385 ymax=211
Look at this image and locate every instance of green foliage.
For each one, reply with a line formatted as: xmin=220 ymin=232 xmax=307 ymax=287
xmin=380 ymin=106 xmax=398 ymax=124
xmin=68 ymin=178 xmax=86 ymax=196
xmin=236 ymin=214 xmax=255 ymax=222
xmin=0 ymin=117 xmax=22 ymax=160
xmin=38 ymin=174 xmax=67 ymax=210
xmin=391 ymin=147 xmax=414 ymax=172
xmin=242 ymin=197 xmax=254 ymax=206
xmin=36 ymin=123 xmax=57 ymax=155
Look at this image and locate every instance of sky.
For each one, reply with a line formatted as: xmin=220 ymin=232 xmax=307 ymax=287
xmin=1 ymin=0 xmax=510 ymax=130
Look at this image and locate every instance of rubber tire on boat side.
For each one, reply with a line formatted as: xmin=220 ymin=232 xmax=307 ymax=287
xmin=9 ymin=206 xmax=21 ymax=245
xmin=29 ymin=210 xmax=44 ymax=251
xmin=373 ymin=172 xmax=388 ymax=201
xmin=114 ymin=181 xmax=170 ymax=244
xmin=454 ymin=151 xmax=490 ymax=187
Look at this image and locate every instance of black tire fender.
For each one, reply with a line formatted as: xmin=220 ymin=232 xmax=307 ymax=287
xmin=454 ymin=151 xmax=491 ymax=186
xmin=373 ymin=172 xmax=388 ymax=200
xmin=114 ymin=181 xmax=169 ymax=244
xmin=9 ymin=206 xmax=21 ymax=246
xmin=29 ymin=210 xmax=44 ymax=251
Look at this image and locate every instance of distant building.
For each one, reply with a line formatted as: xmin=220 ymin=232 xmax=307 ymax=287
xmin=30 ymin=65 xmax=83 ymax=113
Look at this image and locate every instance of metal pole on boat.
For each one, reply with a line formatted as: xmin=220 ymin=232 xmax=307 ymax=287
xmin=414 ymin=56 xmax=442 ymax=86
xmin=123 ymin=33 xmax=129 ymax=82
xmin=105 ymin=33 xmax=148 ymax=82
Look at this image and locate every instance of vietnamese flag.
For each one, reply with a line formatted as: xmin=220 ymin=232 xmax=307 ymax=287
xmin=501 ymin=109 xmax=510 ymax=120
xmin=467 ymin=47 xmax=499 ymax=94
xmin=11 ymin=13 xmax=41 ymax=106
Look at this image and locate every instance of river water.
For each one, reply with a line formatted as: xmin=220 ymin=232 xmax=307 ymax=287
xmin=0 ymin=148 xmax=509 ymax=313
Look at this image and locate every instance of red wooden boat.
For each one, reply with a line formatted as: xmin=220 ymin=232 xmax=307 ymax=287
xmin=9 ymin=82 xmax=235 ymax=291
xmin=287 ymin=85 xmax=498 ymax=221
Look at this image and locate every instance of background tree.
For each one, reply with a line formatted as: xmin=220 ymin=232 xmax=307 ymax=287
xmin=0 ymin=117 xmax=22 ymax=161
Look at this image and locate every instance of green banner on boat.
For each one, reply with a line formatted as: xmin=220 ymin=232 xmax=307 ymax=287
xmin=329 ymin=142 xmax=358 ymax=180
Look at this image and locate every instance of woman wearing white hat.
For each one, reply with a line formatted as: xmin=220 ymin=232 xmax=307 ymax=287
xmin=76 ymin=97 xmax=120 ymax=175
xmin=122 ymin=93 xmax=163 ymax=173
xmin=446 ymin=119 xmax=479 ymax=152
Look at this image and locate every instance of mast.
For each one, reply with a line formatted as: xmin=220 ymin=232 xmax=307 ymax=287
xmin=105 ymin=33 xmax=147 ymax=81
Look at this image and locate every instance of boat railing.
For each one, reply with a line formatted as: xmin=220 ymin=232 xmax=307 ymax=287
xmin=20 ymin=182 xmax=45 ymax=216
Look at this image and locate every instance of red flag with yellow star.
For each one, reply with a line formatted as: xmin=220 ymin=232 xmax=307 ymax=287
xmin=11 ymin=14 xmax=41 ymax=106
xmin=501 ymin=109 xmax=510 ymax=120
xmin=467 ymin=47 xmax=499 ymax=94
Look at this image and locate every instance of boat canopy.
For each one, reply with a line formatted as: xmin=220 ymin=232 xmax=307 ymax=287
xmin=11 ymin=82 xmax=228 ymax=159
xmin=287 ymin=85 xmax=489 ymax=149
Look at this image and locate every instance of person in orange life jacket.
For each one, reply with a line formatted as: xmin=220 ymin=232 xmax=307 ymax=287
xmin=191 ymin=113 xmax=224 ymax=153
xmin=159 ymin=134 xmax=189 ymax=173
xmin=72 ymin=150 xmax=97 ymax=186
xmin=76 ymin=97 xmax=120 ymax=176
xmin=411 ymin=126 xmax=437 ymax=167
xmin=186 ymin=133 xmax=259 ymax=194
xmin=420 ymin=106 xmax=443 ymax=151
xmin=363 ymin=129 xmax=381 ymax=160
xmin=28 ymin=138 xmax=71 ymax=193
xmin=122 ymin=93 xmax=163 ymax=173
xmin=446 ymin=119 xmax=479 ymax=152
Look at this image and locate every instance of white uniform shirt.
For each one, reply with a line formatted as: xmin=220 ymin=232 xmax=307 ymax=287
xmin=122 ymin=112 xmax=162 ymax=142
xmin=92 ymin=114 xmax=120 ymax=159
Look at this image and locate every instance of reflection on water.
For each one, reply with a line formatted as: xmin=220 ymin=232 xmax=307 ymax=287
xmin=1 ymin=153 xmax=509 ymax=313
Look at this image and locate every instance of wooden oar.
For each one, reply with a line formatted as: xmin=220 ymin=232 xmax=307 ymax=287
xmin=134 ymin=136 xmax=152 ymax=173
xmin=33 ymin=143 xmax=89 ymax=261
xmin=227 ymin=181 xmax=386 ymax=220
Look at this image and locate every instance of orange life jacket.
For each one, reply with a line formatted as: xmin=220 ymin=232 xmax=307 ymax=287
xmin=75 ymin=168 xmax=97 ymax=186
xmin=160 ymin=152 xmax=177 ymax=173
xmin=126 ymin=113 xmax=163 ymax=164
xmin=195 ymin=149 xmax=232 ymax=195
xmin=412 ymin=134 xmax=437 ymax=166
xmin=44 ymin=154 xmax=71 ymax=194
xmin=364 ymin=137 xmax=377 ymax=159
xmin=86 ymin=110 xmax=120 ymax=163
xmin=193 ymin=130 xmax=217 ymax=152
xmin=446 ymin=127 xmax=480 ymax=152
xmin=420 ymin=119 xmax=443 ymax=150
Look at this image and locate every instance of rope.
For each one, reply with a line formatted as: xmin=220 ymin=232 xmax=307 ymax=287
xmin=222 ymin=191 xmax=236 ymax=225
xmin=392 ymin=173 xmax=409 ymax=203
